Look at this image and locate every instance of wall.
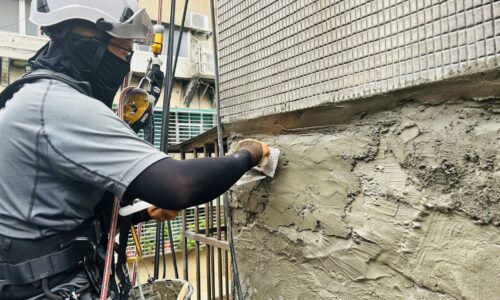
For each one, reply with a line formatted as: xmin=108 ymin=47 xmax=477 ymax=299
xmin=217 ymin=1 xmax=500 ymax=299
xmin=230 ymin=96 xmax=499 ymax=299
xmin=218 ymin=0 xmax=500 ymax=123
xmin=141 ymin=0 xmax=212 ymax=26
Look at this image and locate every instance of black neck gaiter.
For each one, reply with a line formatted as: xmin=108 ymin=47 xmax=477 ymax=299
xmin=29 ymin=33 xmax=131 ymax=108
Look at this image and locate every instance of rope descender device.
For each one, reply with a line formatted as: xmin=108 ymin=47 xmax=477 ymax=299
xmin=120 ymin=87 xmax=155 ymax=133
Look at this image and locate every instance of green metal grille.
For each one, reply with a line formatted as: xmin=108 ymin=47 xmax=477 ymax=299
xmin=137 ymin=108 xmax=216 ymax=148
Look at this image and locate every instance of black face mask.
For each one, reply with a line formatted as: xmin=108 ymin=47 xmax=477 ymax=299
xmin=66 ymin=33 xmax=131 ymax=108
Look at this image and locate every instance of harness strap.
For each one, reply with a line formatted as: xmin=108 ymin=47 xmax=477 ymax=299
xmin=0 ymin=69 xmax=92 ymax=110
xmin=116 ymin=217 xmax=133 ymax=298
xmin=0 ymin=241 xmax=93 ymax=286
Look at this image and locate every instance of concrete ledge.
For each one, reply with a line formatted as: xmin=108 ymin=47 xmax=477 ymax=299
xmin=226 ymin=69 xmax=500 ymax=135
xmin=0 ymin=32 xmax=47 ymax=61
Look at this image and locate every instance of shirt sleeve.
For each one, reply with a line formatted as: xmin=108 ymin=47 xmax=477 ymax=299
xmin=43 ymin=82 xmax=167 ymax=198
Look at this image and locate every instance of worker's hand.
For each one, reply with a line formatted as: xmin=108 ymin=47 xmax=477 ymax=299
xmin=235 ymin=139 xmax=271 ymax=167
xmin=147 ymin=206 xmax=179 ymax=221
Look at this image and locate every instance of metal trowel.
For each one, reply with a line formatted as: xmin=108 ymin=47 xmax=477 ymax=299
xmin=235 ymin=147 xmax=280 ymax=186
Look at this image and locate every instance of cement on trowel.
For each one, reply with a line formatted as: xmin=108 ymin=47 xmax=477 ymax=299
xmin=229 ymin=99 xmax=500 ymax=299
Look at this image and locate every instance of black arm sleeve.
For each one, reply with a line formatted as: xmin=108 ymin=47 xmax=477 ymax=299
xmin=122 ymin=151 xmax=253 ymax=210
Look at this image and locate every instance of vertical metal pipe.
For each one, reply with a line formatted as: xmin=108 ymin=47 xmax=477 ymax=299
xmin=167 ymin=221 xmax=178 ymax=278
xmin=161 ymin=221 xmax=166 ymax=277
xmin=157 ymin=0 xmax=178 ymax=281
xmin=181 ymin=151 xmax=189 ymax=281
xmin=153 ymin=222 xmax=161 ymax=279
xmin=159 ymin=0 xmax=176 ymax=156
xmin=225 ymin=250 xmax=229 ymax=300
xmin=209 ymin=184 xmax=215 ymax=300
xmin=203 ymin=145 xmax=212 ymax=300
xmin=193 ymin=148 xmax=201 ymax=300
xmin=182 ymin=209 xmax=188 ymax=280
xmin=215 ymin=142 xmax=223 ymax=299
xmin=209 ymin=0 xmax=244 ymax=298
xmin=170 ymin=0 xmax=190 ymax=95
xmin=164 ymin=3 xmax=177 ymax=282
xmin=223 ymin=204 xmax=229 ymax=300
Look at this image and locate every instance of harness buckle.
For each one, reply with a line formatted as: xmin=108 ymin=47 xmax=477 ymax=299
xmin=59 ymin=237 xmax=97 ymax=265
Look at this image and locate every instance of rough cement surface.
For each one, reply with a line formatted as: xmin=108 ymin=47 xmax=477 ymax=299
xmin=230 ymin=99 xmax=500 ymax=299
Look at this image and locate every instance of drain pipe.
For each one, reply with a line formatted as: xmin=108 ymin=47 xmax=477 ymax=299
xmin=209 ymin=1 xmax=244 ymax=299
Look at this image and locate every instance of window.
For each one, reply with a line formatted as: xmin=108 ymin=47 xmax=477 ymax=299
xmin=137 ymin=108 xmax=216 ymax=148
xmin=0 ymin=0 xmax=20 ymax=33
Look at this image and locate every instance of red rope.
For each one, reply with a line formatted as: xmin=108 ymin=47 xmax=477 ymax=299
xmin=158 ymin=0 xmax=163 ymax=23
xmin=99 ymin=197 xmax=121 ymax=300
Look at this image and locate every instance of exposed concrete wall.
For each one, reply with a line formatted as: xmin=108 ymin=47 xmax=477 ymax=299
xmin=218 ymin=0 xmax=500 ymax=123
xmin=229 ymin=97 xmax=499 ymax=299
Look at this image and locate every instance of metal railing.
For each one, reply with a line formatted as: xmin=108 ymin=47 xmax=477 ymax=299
xmin=171 ymin=127 xmax=232 ymax=300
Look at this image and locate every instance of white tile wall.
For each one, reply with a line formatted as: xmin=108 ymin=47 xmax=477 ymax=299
xmin=217 ymin=0 xmax=500 ymax=122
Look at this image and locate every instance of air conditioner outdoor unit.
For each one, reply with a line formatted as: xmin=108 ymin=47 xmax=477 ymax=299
xmin=187 ymin=12 xmax=210 ymax=32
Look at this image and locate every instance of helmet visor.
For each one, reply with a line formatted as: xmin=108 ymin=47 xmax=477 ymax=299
xmin=107 ymin=9 xmax=153 ymax=45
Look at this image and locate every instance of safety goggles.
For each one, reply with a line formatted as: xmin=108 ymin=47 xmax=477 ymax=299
xmin=108 ymin=41 xmax=135 ymax=62
xmin=87 ymin=37 xmax=135 ymax=62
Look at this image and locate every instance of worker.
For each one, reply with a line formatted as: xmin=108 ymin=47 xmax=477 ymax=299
xmin=0 ymin=1 xmax=269 ymax=299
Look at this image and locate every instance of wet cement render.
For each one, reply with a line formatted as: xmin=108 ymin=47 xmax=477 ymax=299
xmin=228 ymin=98 xmax=500 ymax=300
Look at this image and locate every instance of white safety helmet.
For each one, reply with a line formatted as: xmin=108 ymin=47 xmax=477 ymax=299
xmin=29 ymin=0 xmax=153 ymax=44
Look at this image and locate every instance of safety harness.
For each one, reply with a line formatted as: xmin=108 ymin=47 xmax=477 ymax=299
xmin=0 ymin=71 xmax=133 ymax=299
xmin=0 ymin=69 xmax=92 ymax=108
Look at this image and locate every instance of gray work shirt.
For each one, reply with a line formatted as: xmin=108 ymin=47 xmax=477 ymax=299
xmin=0 ymin=79 xmax=166 ymax=239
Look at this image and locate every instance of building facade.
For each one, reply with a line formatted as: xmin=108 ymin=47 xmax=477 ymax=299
xmin=218 ymin=1 xmax=500 ymax=299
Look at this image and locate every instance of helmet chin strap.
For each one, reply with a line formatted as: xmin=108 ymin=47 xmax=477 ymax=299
xmin=58 ymin=32 xmax=112 ymax=96
xmin=54 ymin=27 xmax=111 ymax=72
xmin=89 ymin=35 xmax=111 ymax=73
